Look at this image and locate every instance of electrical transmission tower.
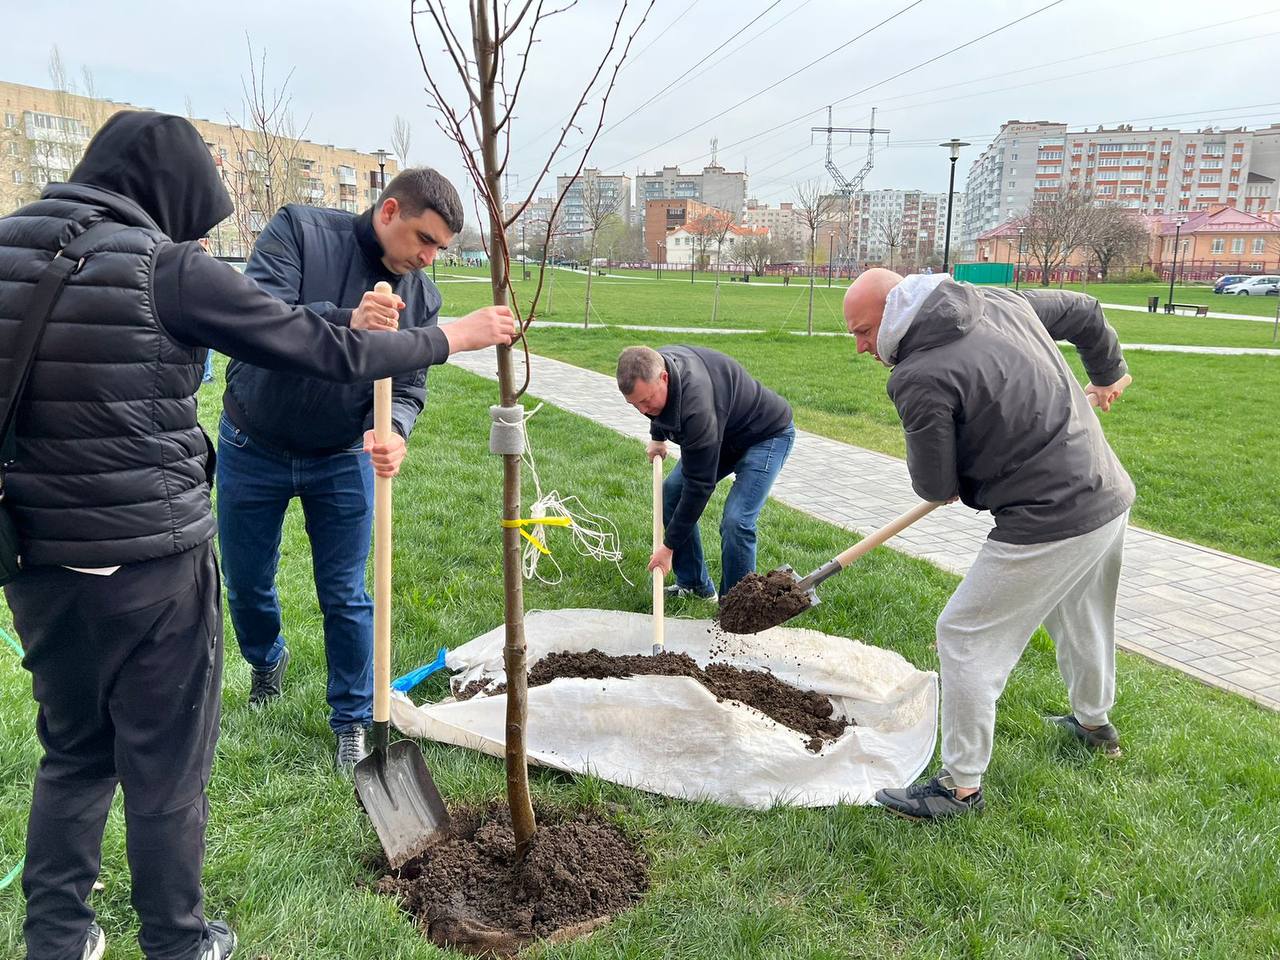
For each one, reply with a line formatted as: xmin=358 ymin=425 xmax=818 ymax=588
xmin=810 ymin=106 xmax=888 ymax=275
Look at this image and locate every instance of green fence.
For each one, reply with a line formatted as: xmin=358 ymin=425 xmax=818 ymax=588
xmin=954 ymin=262 xmax=1013 ymax=285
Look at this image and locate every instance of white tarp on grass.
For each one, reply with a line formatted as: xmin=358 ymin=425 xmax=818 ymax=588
xmin=390 ymin=608 xmax=937 ymax=809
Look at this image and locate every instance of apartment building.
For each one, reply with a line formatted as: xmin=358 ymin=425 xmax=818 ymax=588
xmin=644 ymin=197 xmax=729 ymax=262
xmin=0 ymin=80 xmax=396 ymax=255
xmin=961 ymin=118 xmax=1280 ymax=252
xmin=636 ymin=163 xmax=747 ymax=227
xmin=742 ymin=199 xmax=801 ymax=250
xmin=554 ymin=168 xmax=631 ymax=239
xmin=827 ymin=189 xmax=963 ymax=267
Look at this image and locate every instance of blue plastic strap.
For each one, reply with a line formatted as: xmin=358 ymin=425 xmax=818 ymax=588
xmin=391 ymin=647 xmax=449 ymax=693
xmin=1 ymin=626 xmax=20 ymax=658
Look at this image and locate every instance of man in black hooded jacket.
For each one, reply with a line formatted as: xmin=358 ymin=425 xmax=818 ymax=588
xmin=0 ymin=112 xmax=515 ymax=960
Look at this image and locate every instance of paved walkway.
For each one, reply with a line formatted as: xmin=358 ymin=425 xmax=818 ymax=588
xmin=451 ymin=347 xmax=1280 ymax=713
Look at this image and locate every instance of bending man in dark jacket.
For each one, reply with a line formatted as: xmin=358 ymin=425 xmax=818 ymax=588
xmin=617 ymin=345 xmax=795 ymax=599
xmin=841 ymin=269 xmax=1133 ymax=821
xmin=217 ymin=168 xmax=487 ymax=773
xmin=0 ymin=112 xmax=515 ymax=960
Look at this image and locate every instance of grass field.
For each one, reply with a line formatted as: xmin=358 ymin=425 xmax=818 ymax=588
xmin=435 ymin=267 xmax=1280 ymax=349
xmin=3 ymin=361 xmax=1278 ymax=959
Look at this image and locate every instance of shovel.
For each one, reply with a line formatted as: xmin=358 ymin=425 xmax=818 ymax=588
xmin=354 ymin=284 xmax=450 ymax=869
xmin=651 ymin=455 xmax=665 ymax=655
xmin=732 ymin=500 xmax=944 ymax=634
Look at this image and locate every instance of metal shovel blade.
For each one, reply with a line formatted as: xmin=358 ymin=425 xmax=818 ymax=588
xmin=354 ymin=738 xmax=451 ymax=869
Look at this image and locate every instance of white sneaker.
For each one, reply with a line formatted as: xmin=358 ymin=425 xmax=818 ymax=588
xmin=197 ymin=920 xmax=238 ymax=959
xmin=83 ymin=923 xmax=105 ymax=960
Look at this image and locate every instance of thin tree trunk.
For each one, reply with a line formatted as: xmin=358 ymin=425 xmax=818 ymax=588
xmin=584 ymin=234 xmax=597 ymax=329
xmin=473 ymin=3 xmax=536 ymax=859
xmin=807 ymin=236 xmax=816 ymax=336
xmin=712 ymin=244 xmax=722 ymax=325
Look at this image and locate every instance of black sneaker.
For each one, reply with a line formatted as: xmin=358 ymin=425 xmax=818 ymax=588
xmin=82 ymin=923 xmax=105 ymax=960
xmin=663 ymin=583 xmax=718 ymax=602
xmin=197 ymin=920 xmax=237 ymax=960
xmin=1048 ymin=714 xmax=1122 ymax=757
xmin=335 ymin=727 xmax=368 ymax=775
xmin=875 ymin=769 xmax=985 ymax=821
xmin=248 ymin=646 xmax=290 ymax=705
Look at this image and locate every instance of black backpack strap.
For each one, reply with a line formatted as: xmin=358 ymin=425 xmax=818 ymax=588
xmin=0 ymin=221 xmax=130 ymax=464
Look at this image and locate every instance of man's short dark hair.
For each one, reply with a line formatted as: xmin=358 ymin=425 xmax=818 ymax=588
xmin=377 ymin=167 xmax=464 ymax=234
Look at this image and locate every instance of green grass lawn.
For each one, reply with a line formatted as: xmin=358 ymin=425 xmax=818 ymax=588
xmin=527 ymin=327 xmax=1280 ymax=567
xmin=437 ymin=267 xmax=1280 ymax=349
xmin=3 ymin=361 xmax=1278 ymax=959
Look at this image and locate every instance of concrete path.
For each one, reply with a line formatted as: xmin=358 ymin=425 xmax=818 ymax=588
xmin=450 ymin=347 xmax=1280 ymax=713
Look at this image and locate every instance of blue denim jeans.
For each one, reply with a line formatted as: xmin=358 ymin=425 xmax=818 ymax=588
xmin=664 ymin=423 xmax=796 ymax=596
xmin=215 ymin=415 xmax=374 ymax=731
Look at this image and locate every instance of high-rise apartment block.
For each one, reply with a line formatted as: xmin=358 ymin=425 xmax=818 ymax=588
xmin=961 ymin=119 xmax=1280 ymax=252
xmin=554 ymin=168 xmax=632 ymax=239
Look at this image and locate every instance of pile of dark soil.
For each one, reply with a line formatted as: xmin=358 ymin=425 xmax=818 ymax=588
xmin=376 ymin=804 xmax=648 ymax=956
xmin=716 ymin=569 xmax=813 ymax=635
xmin=524 ymin=648 xmax=849 ymax=752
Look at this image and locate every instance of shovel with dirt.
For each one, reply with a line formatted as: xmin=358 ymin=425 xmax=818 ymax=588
xmin=354 ymin=282 xmax=450 ymax=868
xmin=717 ymin=500 xmax=944 ymax=635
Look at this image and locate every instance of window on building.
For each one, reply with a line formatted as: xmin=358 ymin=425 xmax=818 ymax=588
xmin=1204 ymin=144 xmax=1225 ymax=156
xmin=12 ymin=170 xmax=23 ymax=183
xmin=1098 ymin=158 xmax=1122 ymax=166
xmin=3 ymin=113 xmax=15 ymax=128
xmin=6 ymin=141 xmax=18 ymax=157
xmin=1097 ymin=185 xmax=1114 ymax=195
xmin=1253 ymin=238 xmax=1266 ymax=254
xmin=1201 ymin=175 xmax=1221 ymax=184
xmin=1211 ymin=239 xmax=1225 ymax=254
xmin=1230 ymin=238 xmax=1245 ymax=254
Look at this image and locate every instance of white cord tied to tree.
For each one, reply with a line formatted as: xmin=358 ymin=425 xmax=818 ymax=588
xmin=495 ymin=403 xmax=632 ymax=586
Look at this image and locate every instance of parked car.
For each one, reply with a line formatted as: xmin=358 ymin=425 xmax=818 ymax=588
xmin=1223 ymin=276 xmax=1280 ymax=295
xmin=1212 ymin=274 xmax=1250 ymax=293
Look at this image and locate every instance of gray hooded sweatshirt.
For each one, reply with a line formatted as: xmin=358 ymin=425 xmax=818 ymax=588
xmin=884 ymin=278 xmax=1135 ymax=544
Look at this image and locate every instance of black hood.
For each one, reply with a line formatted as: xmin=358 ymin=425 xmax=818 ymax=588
xmin=69 ymin=111 xmax=232 ymax=242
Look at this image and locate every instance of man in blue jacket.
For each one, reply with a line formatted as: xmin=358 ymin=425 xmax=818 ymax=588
xmin=217 ymin=168 xmax=487 ymax=773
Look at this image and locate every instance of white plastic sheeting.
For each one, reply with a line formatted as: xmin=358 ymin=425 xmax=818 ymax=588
xmin=390 ymin=608 xmax=937 ymax=809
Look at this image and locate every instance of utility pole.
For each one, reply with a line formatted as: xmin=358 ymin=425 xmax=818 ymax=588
xmin=811 ymin=106 xmax=888 ymax=278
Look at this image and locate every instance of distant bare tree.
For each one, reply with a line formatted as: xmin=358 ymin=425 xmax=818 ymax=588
xmin=685 ymin=211 xmax=721 ymax=272
xmin=739 ymin=232 xmax=776 ymax=276
xmin=224 ymin=37 xmax=315 ymax=255
xmin=1087 ymin=205 xmax=1150 ymax=280
xmin=793 ymin=179 xmax=836 ymax=335
xmin=577 ymin=175 xmax=624 ymax=327
xmin=1022 ymin=189 xmax=1096 ymax=286
xmin=873 ymin=209 xmax=907 ymax=271
xmin=391 ymin=114 xmax=412 ymax=168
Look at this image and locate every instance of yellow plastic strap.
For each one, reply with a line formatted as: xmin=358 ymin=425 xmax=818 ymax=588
xmin=501 ymin=516 xmax=572 ymax=557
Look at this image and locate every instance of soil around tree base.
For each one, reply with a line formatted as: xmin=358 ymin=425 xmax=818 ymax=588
xmin=375 ymin=804 xmax=648 ymax=956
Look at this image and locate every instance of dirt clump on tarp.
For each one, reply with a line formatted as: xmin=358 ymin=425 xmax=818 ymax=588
xmin=716 ymin=569 xmax=813 ymax=635
xmin=375 ymin=804 xmax=648 ymax=956
xmin=524 ymin=649 xmax=849 ymax=751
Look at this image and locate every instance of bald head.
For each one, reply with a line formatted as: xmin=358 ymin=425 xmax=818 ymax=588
xmin=844 ymin=268 xmax=903 ymax=365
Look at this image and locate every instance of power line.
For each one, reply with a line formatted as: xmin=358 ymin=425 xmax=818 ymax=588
xmin=601 ymin=0 xmax=929 ymax=172
xmin=687 ymin=0 xmax=1068 ymax=171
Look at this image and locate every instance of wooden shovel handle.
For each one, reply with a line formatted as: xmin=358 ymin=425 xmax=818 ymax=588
xmin=373 ymin=281 xmax=394 ymax=725
xmin=832 ymin=500 xmax=942 ymax=570
xmin=652 ymin=455 xmax=664 ymax=651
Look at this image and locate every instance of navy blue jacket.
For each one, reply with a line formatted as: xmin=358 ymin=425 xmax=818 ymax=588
xmin=223 ymin=205 xmax=443 ymax=455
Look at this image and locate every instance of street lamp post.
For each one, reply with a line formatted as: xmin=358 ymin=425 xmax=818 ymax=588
xmin=374 ymin=148 xmax=388 ymax=193
xmin=827 ymin=232 xmax=834 ymax=287
xmin=1167 ymin=215 xmax=1188 ymax=311
xmin=1015 ymin=225 xmax=1026 ymax=291
xmin=656 ymin=241 xmax=665 ymax=280
xmin=938 ymin=139 xmax=970 ymax=274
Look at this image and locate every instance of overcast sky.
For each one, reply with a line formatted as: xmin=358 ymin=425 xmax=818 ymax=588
xmin=6 ymin=0 xmax=1278 ymax=211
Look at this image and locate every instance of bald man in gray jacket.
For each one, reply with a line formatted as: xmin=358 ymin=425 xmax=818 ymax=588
xmin=843 ymin=269 xmax=1134 ymax=821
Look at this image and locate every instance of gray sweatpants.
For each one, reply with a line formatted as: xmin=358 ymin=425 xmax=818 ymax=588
xmin=937 ymin=511 xmax=1129 ymax=788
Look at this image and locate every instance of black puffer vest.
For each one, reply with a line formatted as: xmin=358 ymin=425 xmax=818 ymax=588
xmin=0 ymin=185 xmax=212 ymax=567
